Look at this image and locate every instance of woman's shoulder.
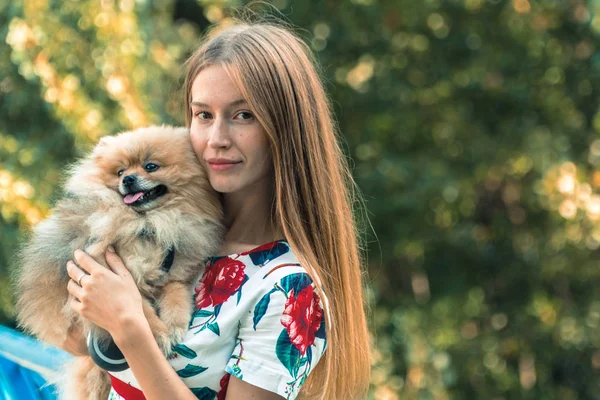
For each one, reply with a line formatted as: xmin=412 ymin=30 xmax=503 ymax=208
xmin=236 ymin=240 xmax=330 ymax=325
xmin=208 ymin=240 xmax=303 ymax=277
xmin=236 ymin=240 xmax=317 ymax=285
xmin=200 ymin=240 xmax=304 ymax=294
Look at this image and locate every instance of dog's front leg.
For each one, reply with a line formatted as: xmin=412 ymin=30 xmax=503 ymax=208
xmin=155 ymin=281 xmax=193 ymax=348
xmin=142 ymin=298 xmax=173 ymax=356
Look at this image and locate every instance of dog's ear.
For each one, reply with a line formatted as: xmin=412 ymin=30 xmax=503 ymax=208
xmin=97 ymin=135 xmax=116 ymax=147
xmin=90 ymin=134 xmax=117 ymax=160
xmin=92 ymin=135 xmax=115 ymax=154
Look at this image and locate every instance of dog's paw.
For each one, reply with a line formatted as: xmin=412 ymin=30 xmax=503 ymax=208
xmin=168 ymin=326 xmax=187 ymax=348
xmin=154 ymin=332 xmax=174 ymax=357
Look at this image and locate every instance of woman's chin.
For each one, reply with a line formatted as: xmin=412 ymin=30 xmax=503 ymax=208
xmin=209 ymin=179 xmax=240 ymax=195
xmin=209 ymin=171 xmax=272 ymax=197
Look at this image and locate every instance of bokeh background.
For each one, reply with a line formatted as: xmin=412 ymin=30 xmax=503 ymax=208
xmin=2 ymin=0 xmax=600 ymax=398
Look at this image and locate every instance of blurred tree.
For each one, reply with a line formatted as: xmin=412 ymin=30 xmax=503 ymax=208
xmin=3 ymin=0 xmax=600 ymax=399
xmin=0 ymin=0 xmax=209 ymax=320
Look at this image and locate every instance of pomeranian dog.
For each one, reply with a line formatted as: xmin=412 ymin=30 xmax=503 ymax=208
xmin=14 ymin=125 xmax=224 ymax=399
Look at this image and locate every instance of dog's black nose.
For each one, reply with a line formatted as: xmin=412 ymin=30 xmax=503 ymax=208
xmin=122 ymin=175 xmax=136 ymax=186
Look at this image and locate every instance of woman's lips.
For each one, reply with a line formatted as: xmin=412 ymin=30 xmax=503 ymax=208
xmin=207 ymin=158 xmax=241 ymax=171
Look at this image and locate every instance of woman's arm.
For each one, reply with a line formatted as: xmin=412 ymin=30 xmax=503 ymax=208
xmin=225 ymin=376 xmax=285 ymax=400
xmin=111 ymin=313 xmax=201 ymax=399
xmin=67 ymin=248 xmax=284 ymax=400
xmin=67 ymin=249 xmax=197 ymax=400
xmin=115 ymin=319 xmax=284 ymax=400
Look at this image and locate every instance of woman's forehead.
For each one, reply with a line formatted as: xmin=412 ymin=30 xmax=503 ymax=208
xmin=191 ymin=65 xmax=247 ymax=107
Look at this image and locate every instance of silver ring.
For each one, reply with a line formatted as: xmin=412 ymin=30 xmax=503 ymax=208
xmin=77 ymin=272 xmax=86 ymax=286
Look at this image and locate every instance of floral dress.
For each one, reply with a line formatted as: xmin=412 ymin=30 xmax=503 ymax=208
xmin=107 ymin=240 xmax=327 ymax=400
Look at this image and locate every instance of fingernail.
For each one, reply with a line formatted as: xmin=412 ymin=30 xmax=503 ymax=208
xmin=108 ymin=246 xmax=115 ymax=253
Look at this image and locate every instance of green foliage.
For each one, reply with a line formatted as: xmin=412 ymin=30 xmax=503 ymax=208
xmin=2 ymin=0 xmax=600 ymax=398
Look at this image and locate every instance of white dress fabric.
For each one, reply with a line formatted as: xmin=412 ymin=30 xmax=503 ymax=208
xmin=107 ymin=240 xmax=327 ymax=400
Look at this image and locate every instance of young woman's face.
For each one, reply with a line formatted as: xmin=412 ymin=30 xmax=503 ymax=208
xmin=189 ymin=65 xmax=273 ymax=195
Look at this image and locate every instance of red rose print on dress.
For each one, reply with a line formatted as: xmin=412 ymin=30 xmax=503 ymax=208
xmin=195 ymin=257 xmax=246 ymax=309
xmin=280 ymin=285 xmax=323 ymax=354
xmin=217 ymin=373 xmax=231 ymax=400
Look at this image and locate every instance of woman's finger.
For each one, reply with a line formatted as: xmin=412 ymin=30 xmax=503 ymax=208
xmin=67 ymin=277 xmax=84 ymax=300
xmin=72 ymin=249 xmax=102 ymax=275
xmin=105 ymin=247 xmax=130 ymax=278
xmin=66 ymin=260 xmax=88 ymax=284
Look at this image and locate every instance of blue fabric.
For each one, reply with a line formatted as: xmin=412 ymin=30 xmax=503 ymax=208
xmin=0 ymin=355 xmax=56 ymax=400
xmin=0 ymin=325 xmax=71 ymax=400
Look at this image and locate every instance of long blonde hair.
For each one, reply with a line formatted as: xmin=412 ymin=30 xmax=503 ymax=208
xmin=183 ymin=20 xmax=371 ymax=399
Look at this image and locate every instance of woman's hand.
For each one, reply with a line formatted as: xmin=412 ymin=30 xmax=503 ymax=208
xmin=66 ymin=247 xmax=147 ymax=342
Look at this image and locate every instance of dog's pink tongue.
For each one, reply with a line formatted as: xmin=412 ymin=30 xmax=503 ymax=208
xmin=124 ymin=192 xmax=144 ymax=205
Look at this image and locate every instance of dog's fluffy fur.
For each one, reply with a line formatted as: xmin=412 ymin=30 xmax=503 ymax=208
xmin=14 ymin=125 xmax=224 ymax=399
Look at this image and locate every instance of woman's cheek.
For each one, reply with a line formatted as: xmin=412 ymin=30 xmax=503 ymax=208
xmin=190 ymin=127 xmax=206 ymax=161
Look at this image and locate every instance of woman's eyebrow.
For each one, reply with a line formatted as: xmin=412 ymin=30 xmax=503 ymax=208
xmin=191 ymin=99 xmax=247 ymax=108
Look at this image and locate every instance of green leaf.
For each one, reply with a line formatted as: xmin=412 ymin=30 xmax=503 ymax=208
xmin=177 ymin=363 xmax=208 ymax=378
xmin=190 ymin=386 xmax=217 ymax=400
xmin=253 ymin=288 xmax=277 ymax=330
xmin=193 ymin=309 xmax=214 ymax=318
xmin=276 ymin=329 xmax=301 ymax=378
xmin=249 ymin=241 xmax=290 ymax=265
xmin=213 ymin=303 xmax=222 ymax=317
xmin=226 ymin=364 xmax=243 ymax=379
xmin=208 ymin=322 xmax=220 ymax=336
xmin=315 ymin=313 xmax=326 ymax=339
xmin=279 ymin=273 xmax=312 ymax=295
xmin=237 ymin=276 xmax=248 ymax=306
xmin=172 ymin=344 xmax=198 ymax=359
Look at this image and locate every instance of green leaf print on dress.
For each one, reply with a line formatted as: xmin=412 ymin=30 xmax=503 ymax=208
xmin=252 ymin=287 xmax=278 ymax=330
xmin=276 ymin=329 xmax=302 ymax=378
xmin=242 ymin=241 xmax=290 ymax=266
xmin=192 ymin=309 xmax=214 ymax=319
xmin=177 ymin=363 xmax=208 ymax=378
xmin=279 ymin=273 xmax=312 ymax=295
xmin=190 ymin=386 xmax=217 ymax=400
xmin=172 ymin=344 xmax=198 ymax=359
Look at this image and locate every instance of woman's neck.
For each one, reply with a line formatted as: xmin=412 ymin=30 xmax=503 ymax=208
xmin=221 ymin=181 xmax=281 ymax=253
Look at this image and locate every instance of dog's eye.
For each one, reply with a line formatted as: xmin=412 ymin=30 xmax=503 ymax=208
xmin=144 ymin=163 xmax=159 ymax=172
xmin=117 ymin=169 xmax=125 ymax=177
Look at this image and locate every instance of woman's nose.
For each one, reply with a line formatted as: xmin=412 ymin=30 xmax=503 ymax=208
xmin=207 ymin=118 xmax=231 ymax=148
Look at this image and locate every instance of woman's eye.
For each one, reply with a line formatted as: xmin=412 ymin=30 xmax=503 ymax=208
xmin=144 ymin=163 xmax=160 ymax=172
xmin=117 ymin=169 xmax=125 ymax=177
xmin=235 ymin=111 xmax=254 ymax=120
xmin=194 ymin=111 xmax=212 ymax=120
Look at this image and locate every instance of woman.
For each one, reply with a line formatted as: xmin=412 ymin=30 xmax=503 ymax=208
xmin=64 ymin=20 xmax=371 ymax=400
